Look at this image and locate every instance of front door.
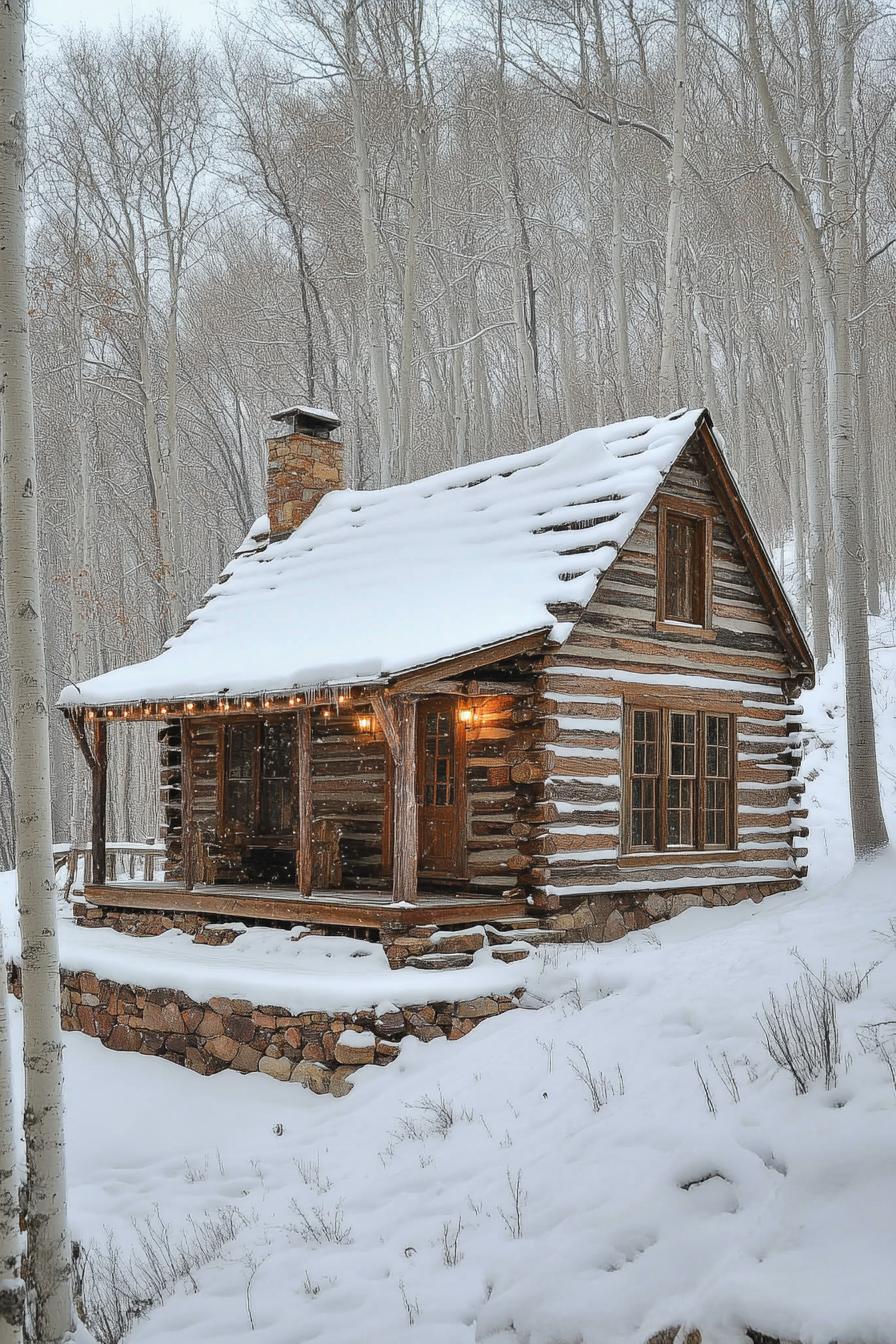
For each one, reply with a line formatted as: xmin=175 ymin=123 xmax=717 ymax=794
xmin=417 ymin=698 xmax=465 ymax=879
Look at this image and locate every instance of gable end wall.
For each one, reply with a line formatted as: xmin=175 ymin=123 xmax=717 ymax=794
xmin=513 ymin=438 xmax=808 ymax=935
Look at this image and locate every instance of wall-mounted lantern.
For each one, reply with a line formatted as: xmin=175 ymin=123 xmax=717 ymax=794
xmin=457 ymin=701 xmax=482 ymax=735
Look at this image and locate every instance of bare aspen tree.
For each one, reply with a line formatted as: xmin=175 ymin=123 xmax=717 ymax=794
xmin=0 ymin=2 xmax=74 ymax=1340
xmin=394 ymin=0 xmax=431 ymax=482
xmin=745 ymin=0 xmax=888 ymax=858
xmin=589 ymin=0 xmax=635 ymax=407
xmin=493 ymin=0 xmax=541 ymax=442
xmin=3 ymin=0 xmax=896 ymax=863
xmin=341 ymin=0 xmax=395 ymax=480
xmin=220 ymin=37 xmax=338 ymax=410
xmin=0 ymin=923 xmax=22 ymax=1343
xmin=797 ymin=251 xmax=832 ymax=667
xmin=658 ymin=0 xmax=687 ymax=407
xmin=42 ymin=25 xmax=216 ymax=635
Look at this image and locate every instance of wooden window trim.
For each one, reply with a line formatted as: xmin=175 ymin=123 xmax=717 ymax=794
xmin=215 ymin=714 xmax=299 ymax=847
xmin=621 ymin=701 xmax=737 ymax=862
xmin=656 ymin=496 xmax=715 ymax=639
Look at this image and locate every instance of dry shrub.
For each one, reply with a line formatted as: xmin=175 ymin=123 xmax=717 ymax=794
xmin=758 ymin=970 xmax=840 ymax=1093
xmin=72 ymin=1204 xmax=250 ymax=1344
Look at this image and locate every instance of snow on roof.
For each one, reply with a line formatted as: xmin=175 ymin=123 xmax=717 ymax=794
xmin=58 ymin=409 xmax=705 ymax=708
xmin=271 ymin=404 xmax=341 ymax=424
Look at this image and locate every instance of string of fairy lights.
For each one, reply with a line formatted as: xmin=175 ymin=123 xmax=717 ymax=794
xmin=66 ymin=689 xmax=485 ymax=737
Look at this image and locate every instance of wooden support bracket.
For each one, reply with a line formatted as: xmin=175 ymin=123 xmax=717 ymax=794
xmin=66 ymin=710 xmax=98 ymax=772
xmin=370 ymin=691 xmax=401 ymax=760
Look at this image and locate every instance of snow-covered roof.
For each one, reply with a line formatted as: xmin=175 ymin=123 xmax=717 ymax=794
xmin=59 ymin=409 xmax=705 ymax=709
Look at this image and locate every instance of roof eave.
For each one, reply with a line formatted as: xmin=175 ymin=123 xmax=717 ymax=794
xmin=55 ymin=629 xmax=554 ymax=716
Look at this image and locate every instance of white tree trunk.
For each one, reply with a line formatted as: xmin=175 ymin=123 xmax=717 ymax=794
xmin=343 ymin=1 xmax=394 ymax=484
xmin=0 ymin=3 xmax=74 ymax=1340
xmin=136 ymin=326 xmax=180 ymax=634
xmin=0 ymin=923 xmax=22 ymax=1343
xmin=745 ymin=0 xmax=887 ymax=859
xmin=658 ymin=0 xmax=687 ymax=407
xmin=68 ymin=245 xmax=92 ymax=847
xmin=853 ymin=196 xmax=880 ymax=617
xmin=783 ymin=362 xmax=808 ymax=626
xmin=797 ymin=252 xmax=832 ymax=666
xmin=823 ymin=0 xmax=888 ymax=857
xmin=395 ymin=7 xmax=428 ymax=482
xmin=495 ymin=0 xmax=539 ymax=442
xmin=591 ymin=2 xmax=634 ymax=408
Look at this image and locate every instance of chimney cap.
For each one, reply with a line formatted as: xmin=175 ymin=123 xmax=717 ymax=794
xmin=270 ymin=404 xmax=341 ymax=438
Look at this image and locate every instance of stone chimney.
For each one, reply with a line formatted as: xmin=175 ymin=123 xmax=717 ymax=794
xmin=266 ymin=405 xmax=344 ymax=537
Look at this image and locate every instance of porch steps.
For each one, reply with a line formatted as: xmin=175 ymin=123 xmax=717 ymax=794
xmin=491 ymin=945 xmax=530 ymax=964
xmin=406 ymin=952 xmax=477 ymax=970
xmin=484 ymin=920 xmax=555 ymax=948
xmin=405 ymin=919 xmax=547 ymax=970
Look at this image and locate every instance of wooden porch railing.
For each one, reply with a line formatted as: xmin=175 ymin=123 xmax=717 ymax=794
xmin=53 ymin=838 xmax=164 ymax=897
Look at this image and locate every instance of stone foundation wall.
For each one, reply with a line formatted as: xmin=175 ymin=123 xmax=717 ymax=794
xmin=72 ymin=877 xmax=802 ymax=963
xmin=546 ymin=878 xmax=801 ymax=941
xmin=71 ymin=903 xmax=533 ymax=968
xmin=74 ymin=902 xmax=253 ymax=944
xmin=7 ymin=965 xmax=520 ymax=1097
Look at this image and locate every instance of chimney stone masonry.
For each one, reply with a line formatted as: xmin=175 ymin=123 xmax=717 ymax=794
xmin=266 ymin=405 xmax=344 ymax=537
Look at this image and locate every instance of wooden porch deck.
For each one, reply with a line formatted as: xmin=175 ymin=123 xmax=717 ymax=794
xmin=82 ymin=881 xmax=529 ymax=930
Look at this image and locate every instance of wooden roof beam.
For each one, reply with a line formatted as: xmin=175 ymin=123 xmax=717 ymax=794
xmin=384 ymin=629 xmax=549 ymax=695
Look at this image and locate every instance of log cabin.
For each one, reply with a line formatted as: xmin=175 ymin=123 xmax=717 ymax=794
xmin=58 ymin=406 xmax=813 ymax=961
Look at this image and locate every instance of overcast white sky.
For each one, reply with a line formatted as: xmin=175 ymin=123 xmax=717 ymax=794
xmin=29 ymin=0 xmax=249 ymax=50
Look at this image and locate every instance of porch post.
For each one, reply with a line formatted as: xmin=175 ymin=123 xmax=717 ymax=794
xmin=392 ymin=697 xmax=418 ymax=905
xmin=181 ymin=718 xmax=195 ymax=891
xmin=295 ymin=707 xmax=313 ymax=897
xmin=91 ymin=717 xmax=107 ymax=885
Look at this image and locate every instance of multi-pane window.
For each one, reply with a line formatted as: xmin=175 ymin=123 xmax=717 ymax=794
xmin=659 ymin=503 xmax=712 ymax=628
xmin=630 ymin=709 xmax=658 ymax=848
xmin=703 ymin=714 xmax=731 ymax=847
xmin=259 ymin=720 xmax=295 ymax=836
xmin=625 ymin=707 xmax=735 ymax=853
xmin=223 ymin=718 xmax=295 ymax=837
xmin=422 ymin=710 xmax=455 ymax=807
xmin=224 ymin=723 xmax=255 ymax=829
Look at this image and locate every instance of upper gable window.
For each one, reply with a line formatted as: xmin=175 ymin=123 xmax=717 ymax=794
xmin=657 ymin=499 xmax=713 ymax=632
xmin=665 ymin=514 xmax=703 ymax=623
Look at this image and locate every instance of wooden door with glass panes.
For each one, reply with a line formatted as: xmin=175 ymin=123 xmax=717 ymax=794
xmin=417 ymin=698 xmax=465 ymax=879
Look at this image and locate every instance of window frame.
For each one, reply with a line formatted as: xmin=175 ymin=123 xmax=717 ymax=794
xmin=621 ymin=700 xmax=738 ymax=862
xmin=655 ymin=496 xmax=716 ymax=637
xmin=217 ymin=715 xmax=298 ymax=844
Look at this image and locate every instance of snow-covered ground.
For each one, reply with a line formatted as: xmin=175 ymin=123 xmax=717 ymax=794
xmin=5 ymin=622 xmax=896 ymax=1344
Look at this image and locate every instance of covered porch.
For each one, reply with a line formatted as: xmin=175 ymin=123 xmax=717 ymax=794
xmin=64 ymin=655 xmax=534 ymax=933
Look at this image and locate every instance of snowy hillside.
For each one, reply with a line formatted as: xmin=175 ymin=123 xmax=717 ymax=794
xmin=6 ymin=626 xmax=896 ymax=1344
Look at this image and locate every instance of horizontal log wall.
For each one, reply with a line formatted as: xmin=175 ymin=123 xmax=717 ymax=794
xmin=463 ymin=694 xmax=524 ymax=894
xmin=159 ymin=708 xmax=389 ymax=889
xmin=160 ymin=721 xmax=183 ymax=882
xmin=518 ymin=441 xmax=807 ymax=913
xmin=191 ymin=720 xmax=227 ymax=880
xmin=310 ymin=705 xmax=388 ymax=885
